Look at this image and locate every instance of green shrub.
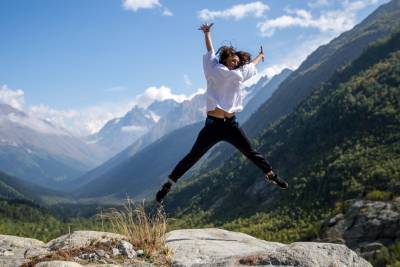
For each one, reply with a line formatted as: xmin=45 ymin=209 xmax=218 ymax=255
xmin=371 ymin=241 xmax=400 ymax=267
xmin=365 ymin=190 xmax=392 ymax=201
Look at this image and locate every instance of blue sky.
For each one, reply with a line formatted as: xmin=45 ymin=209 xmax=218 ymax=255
xmin=0 ymin=0 xmax=388 ymax=135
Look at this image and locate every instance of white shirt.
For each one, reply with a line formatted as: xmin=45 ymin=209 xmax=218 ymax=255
xmin=202 ymin=48 xmax=258 ymax=113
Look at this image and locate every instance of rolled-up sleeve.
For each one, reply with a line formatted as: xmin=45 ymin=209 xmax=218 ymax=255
xmin=203 ymin=49 xmax=218 ymax=78
xmin=240 ymin=62 xmax=257 ymax=81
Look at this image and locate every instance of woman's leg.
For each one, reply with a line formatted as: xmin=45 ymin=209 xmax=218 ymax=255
xmin=168 ymin=122 xmax=222 ymax=182
xmin=223 ymin=120 xmax=273 ymax=174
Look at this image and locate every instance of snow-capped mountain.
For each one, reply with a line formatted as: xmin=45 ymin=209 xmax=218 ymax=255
xmin=238 ymin=68 xmax=292 ymax=123
xmin=242 ymin=74 xmax=271 ymax=107
xmin=70 ymin=94 xmax=206 ymax=188
xmin=147 ymin=99 xmax=180 ymax=121
xmin=0 ymin=103 xmax=107 ymax=189
xmin=86 ymin=99 xmax=180 ymax=157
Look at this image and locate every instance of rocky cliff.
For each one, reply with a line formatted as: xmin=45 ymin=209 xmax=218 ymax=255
xmin=319 ymin=199 xmax=400 ymax=262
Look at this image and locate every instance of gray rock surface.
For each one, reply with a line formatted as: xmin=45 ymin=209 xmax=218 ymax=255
xmin=35 ymin=261 xmax=83 ymax=267
xmin=47 ymin=230 xmax=126 ymax=251
xmin=319 ymin=199 xmax=400 ymax=259
xmin=166 ymin=228 xmax=371 ymax=267
xmin=0 ymin=228 xmax=371 ymax=267
xmin=0 ymin=231 xmax=142 ymax=266
xmin=0 ymin=234 xmax=48 ymax=267
xmin=112 ymin=247 xmax=120 ymax=256
xmin=117 ymin=240 xmax=137 ymax=259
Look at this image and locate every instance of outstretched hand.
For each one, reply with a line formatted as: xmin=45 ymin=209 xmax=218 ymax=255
xmin=198 ymin=23 xmax=214 ymax=33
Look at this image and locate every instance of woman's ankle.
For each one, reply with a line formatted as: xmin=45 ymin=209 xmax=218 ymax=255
xmin=266 ymin=170 xmax=274 ymax=177
xmin=167 ymin=176 xmax=177 ymax=185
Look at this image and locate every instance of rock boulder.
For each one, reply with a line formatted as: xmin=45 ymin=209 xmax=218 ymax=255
xmin=0 ymin=228 xmax=371 ymax=267
xmin=319 ymin=199 xmax=400 ymax=260
xmin=166 ymin=228 xmax=371 ymax=267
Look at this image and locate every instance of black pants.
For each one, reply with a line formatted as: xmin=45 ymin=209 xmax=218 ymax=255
xmin=168 ymin=115 xmax=273 ymax=182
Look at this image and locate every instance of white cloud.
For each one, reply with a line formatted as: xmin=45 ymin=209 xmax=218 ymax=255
xmin=188 ymin=87 xmax=206 ymax=99
xmin=29 ymin=85 xmax=205 ymax=136
xmin=3 ymin=112 xmax=68 ymax=136
xmin=122 ymin=0 xmax=173 ymax=15
xmin=198 ymin=1 xmax=269 ymax=21
xmin=162 ymin=7 xmax=173 ymax=16
xmin=133 ymin=86 xmax=184 ymax=108
xmin=0 ymin=85 xmax=25 ymax=110
xmin=122 ymin=0 xmax=161 ymax=11
xmin=131 ymin=85 xmax=203 ymax=109
xmin=262 ymin=64 xmax=293 ymax=78
xmin=257 ymin=0 xmax=381 ymax=37
xmin=146 ymin=110 xmax=160 ymax=122
xmin=29 ymin=102 xmax=132 ymax=137
xmin=183 ymin=74 xmax=192 ymax=86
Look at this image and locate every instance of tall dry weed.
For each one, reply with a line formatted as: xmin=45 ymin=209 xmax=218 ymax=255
xmin=100 ymin=198 xmax=173 ymax=266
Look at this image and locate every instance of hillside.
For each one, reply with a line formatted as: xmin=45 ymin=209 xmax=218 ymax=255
xmin=197 ymin=0 xmax=400 ymax=176
xmin=0 ymin=170 xmax=71 ymax=204
xmin=245 ymin=0 xmax=400 ymax=138
xmin=76 ymin=122 xmax=204 ymax=198
xmin=0 ymin=171 xmax=37 ymax=201
xmin=164 ymin=30 xmax=400 ymax=248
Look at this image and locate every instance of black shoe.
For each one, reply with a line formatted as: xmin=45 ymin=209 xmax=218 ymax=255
xmin=265 ymin=171 xmax=288 ymax=189
xmin=156 ymin=181 xmax=172 ymax=203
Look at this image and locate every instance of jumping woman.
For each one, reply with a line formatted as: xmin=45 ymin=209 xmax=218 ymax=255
xmin=156 ymin=23 xmax=288 ymax=203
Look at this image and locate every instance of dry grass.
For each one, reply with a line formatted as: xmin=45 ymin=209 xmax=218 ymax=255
xmin=100 ymin=198 xmax=174 ymax=266
xmin=23 ymin=198 xmax=173 ymax=267
xmin=21 ymin=238 xmax=146 ymax=267
xmin=237 ymin=254 xmax=265 ymax=265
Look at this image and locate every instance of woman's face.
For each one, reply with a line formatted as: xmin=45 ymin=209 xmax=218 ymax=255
xmin=224 ymin=54 xmax=240 ymax=70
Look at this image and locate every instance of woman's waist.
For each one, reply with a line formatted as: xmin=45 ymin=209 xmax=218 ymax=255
xmin=205 ymin=114 xmax=237 ymax=125
xmin=206 ymin=110 xmax=236 ymax=121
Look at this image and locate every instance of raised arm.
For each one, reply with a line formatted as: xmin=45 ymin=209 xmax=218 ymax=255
xmin=198 ymin=23 xmax=214 ymax=52
xmin=252 ymin=45 xmax=265 ymax=66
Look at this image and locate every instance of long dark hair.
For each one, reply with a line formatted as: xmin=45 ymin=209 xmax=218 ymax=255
xmin=216 ymin=45 xmax=252 ymax=69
